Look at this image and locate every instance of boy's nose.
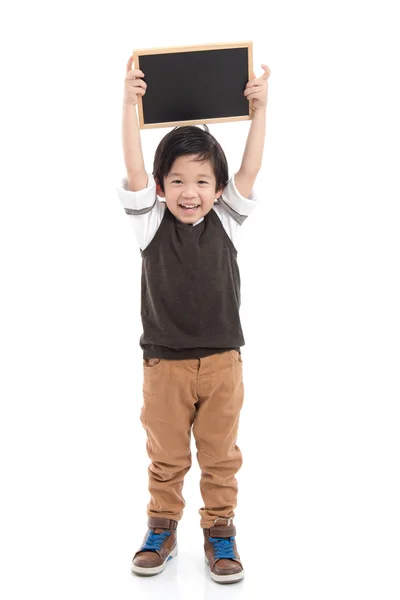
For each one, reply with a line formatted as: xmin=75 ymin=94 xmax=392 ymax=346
xmin=182 ymin=189 xmax=197 ymax=198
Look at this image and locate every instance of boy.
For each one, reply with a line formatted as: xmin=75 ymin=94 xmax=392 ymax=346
xmin=117 ymin=54 xmax=270 ymax=584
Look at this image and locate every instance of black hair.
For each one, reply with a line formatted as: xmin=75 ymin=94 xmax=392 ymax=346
xmin=153 ymin=124 xmax=228 ymax=194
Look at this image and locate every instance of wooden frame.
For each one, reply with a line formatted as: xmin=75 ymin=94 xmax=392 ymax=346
xmin=132 ymin=41 xmax=253 ymax=129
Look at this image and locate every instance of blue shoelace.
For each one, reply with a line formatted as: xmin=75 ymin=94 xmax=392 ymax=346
xmin=141 ymin=529 xmax=171 ymax=552
xmin=208 ymin=536 xmax=236 ymax=560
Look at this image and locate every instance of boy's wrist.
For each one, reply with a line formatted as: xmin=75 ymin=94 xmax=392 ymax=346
xmin=251 ymin=104 xmax=267 ymax=115
xmin=123 ymin=98 xmax=138 ymax=109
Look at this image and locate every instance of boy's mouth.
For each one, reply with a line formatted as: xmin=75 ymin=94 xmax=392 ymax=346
xmin=179 ymin=203 xmax=200 ymax=213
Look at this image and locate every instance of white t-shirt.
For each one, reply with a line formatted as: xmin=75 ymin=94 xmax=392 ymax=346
xmin=117 ymin=172 xmax=258 ymax=251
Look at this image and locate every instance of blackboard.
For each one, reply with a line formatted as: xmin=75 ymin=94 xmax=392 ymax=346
xmin=132 ymin=41 xmax=253 ymax=129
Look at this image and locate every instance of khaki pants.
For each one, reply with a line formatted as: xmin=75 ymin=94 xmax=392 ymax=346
xmin=140 ymin=350 xmax=244 ymax=529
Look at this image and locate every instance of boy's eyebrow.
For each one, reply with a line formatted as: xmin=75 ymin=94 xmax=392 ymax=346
xmin=168 ymin=172 xmax=212 ymax=179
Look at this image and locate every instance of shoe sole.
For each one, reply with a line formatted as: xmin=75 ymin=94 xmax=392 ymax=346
xmin=131 ymin=545 xmax=177 ymax=576
xmin=205 ymin=556 xmax=244 ymax=584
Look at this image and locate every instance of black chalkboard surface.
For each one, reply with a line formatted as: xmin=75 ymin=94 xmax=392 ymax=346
xmin=132 ymin=42 xmax=253 ymax=129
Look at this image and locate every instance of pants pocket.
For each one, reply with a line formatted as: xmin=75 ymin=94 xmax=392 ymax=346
xmin=229 ymin=350 xmax=243 ymax=364
xmin=143 ymin=358 xmax=162 ymax=368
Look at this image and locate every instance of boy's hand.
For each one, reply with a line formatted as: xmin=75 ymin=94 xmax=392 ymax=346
xmin=244 ymin=64 xmax=271 ymax=112
xmin=124 ymin=55 xmax=147 ymax=106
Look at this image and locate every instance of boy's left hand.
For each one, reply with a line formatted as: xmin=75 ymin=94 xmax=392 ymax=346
xmin=244 ymin=64 xmax=271 ymax=112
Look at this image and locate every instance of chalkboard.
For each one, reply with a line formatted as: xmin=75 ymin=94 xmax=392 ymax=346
xmin=132 ymin=41 xmax=253 ymax=129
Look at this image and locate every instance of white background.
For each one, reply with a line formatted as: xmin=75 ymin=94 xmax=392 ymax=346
xmin=1 ymin=0 xmax=399 ymax=598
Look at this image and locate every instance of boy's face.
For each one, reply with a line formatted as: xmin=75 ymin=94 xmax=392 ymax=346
xmin=156 ymin=155 xmax=223 ymax=224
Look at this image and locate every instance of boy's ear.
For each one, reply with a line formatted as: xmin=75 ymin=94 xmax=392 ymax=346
xmin=155 ymin=179 xmax=165 ymax=198
xmin=216 ymin=186 xmax=224 ymax=200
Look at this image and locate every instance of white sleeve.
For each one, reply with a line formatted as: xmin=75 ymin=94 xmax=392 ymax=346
xmin=213 ymin=173 xmax=258 ymax=250
xmin=116 ymin=172 xmax=165 ymax=251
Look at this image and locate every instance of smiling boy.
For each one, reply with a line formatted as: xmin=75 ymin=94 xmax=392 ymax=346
xmin=117 ymin=55 xmax=271 ymax=583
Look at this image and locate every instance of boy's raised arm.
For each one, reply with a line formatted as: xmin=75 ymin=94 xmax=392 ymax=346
xmin=122 ymin=56 xmax=148 ymax=191
xmin=235 ymin=64 xmax=271 ymax=199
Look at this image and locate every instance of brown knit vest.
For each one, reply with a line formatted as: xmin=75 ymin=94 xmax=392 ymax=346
xmin=140 ymin=206 xmax=244 ymax=360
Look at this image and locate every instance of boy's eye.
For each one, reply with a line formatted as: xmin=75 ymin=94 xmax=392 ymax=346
xmin=171 ymin=180 xmax=208 ymax=184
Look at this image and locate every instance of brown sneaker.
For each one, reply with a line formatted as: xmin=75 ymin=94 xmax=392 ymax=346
xmin=203 ymin=519 xmax=244 ymax=584
xmin=131 ymin=517 xmax=178 ymax=576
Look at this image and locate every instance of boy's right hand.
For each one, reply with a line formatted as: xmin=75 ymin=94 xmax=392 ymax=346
xmin=124 ymin=55 xmax=147 ymax=106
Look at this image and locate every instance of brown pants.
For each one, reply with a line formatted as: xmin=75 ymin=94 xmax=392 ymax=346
xmin=140 ymin=349 xmax=244 ymax=529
